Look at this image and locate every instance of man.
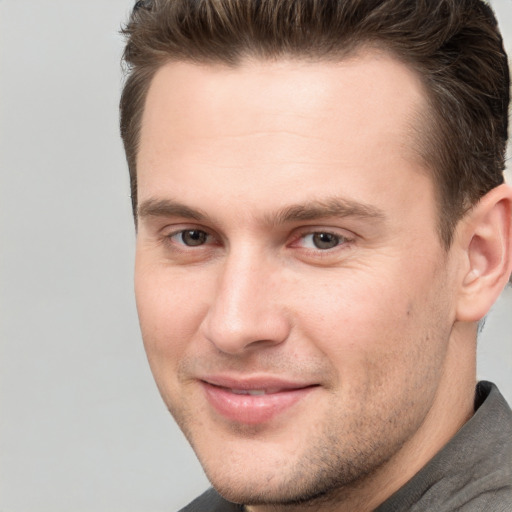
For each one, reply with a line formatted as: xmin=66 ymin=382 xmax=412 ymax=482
xmin=120 ymin=0 xmax=512 ymax=510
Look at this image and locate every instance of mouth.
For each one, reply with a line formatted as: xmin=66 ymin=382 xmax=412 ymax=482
xmin=200 ymin=377 xmax=318 ymax=425
xmin=229 ymin=388 xmax=283 ymax=395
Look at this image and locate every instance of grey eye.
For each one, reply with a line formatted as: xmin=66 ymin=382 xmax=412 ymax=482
xmin=310 ymin=232 xmax=341 ymax=249
xmin=180 ymin=230 xmax=208 ymax=246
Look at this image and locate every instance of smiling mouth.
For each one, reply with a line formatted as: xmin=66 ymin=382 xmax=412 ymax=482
xmin=201 ymin=380 xmax=318 ymax=424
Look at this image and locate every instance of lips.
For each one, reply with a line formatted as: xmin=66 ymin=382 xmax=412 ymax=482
xmin=200 ymin=376 xmax=317 ymax=425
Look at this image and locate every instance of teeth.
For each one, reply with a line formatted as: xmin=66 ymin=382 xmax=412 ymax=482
xmin=231 ymin=389 xmax=266 ymax=395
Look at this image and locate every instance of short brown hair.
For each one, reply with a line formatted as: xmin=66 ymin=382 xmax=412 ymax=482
xmin=120 ymin=0 xmax=509 ymax=247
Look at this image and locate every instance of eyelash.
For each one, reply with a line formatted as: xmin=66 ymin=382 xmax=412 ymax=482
xmin=167 ymin=229 xmax=215 ymax=247
xmin=163 ymin=226 xmax=353 ymax=255
xmin=291 ymin=230 xmax=350 ymax=251
xmin=162 ymin=229 xmax=221 ymax=260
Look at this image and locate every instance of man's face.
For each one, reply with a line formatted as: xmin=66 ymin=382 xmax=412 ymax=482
xmin=135 ymin=53 xmax=461 ymax=507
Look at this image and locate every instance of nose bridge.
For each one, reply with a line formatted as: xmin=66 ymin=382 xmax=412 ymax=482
xmin=201 ymin=243 xmax=290 ymax=353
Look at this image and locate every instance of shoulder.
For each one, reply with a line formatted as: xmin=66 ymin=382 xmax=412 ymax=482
xmin=376 ymin=382 xmax=512 ymax=512
xmin=455 ymin=488 xmax=512 ymax=512
xmin=178 ymin=488 xmax=242 ymax=512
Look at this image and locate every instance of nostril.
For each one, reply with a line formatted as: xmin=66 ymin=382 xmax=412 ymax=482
xmin=201 ymin=309 xmax=291 ymax=355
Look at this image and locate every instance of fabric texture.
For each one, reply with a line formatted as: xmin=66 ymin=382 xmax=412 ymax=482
xmin=179 ymin=382 xmax=512 ymax=511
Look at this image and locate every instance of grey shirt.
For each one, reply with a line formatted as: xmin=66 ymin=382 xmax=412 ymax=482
xmin=180 ymin=381 xmax=512 ymax=511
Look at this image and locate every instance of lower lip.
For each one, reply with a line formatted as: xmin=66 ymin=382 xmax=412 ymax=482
xmin=202 ymin=382 xmax=315 ymax=425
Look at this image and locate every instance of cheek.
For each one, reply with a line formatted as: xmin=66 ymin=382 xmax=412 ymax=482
xmin=134 ymin=264 xmax=210 ymax=370
xmin=294 ymin=272 xmax=411 ymax=344
xmin=291 ymin=267 xmax=446 ymax=383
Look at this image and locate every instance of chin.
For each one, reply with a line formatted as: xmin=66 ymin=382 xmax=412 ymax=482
xmin=208 ymin=471 xmax=354 ymax=509
xmin=197 ymin=441 xmax=374 ymax=508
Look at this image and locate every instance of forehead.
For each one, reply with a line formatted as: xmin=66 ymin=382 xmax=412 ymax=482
xmin=137 ymin=52 xmax=431 ymax=214
xmin=140 ymin=52 xmax=427 ymax=141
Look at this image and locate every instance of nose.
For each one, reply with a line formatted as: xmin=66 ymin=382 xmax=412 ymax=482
xmin=200 ymin=248 xmax=291 ymax=354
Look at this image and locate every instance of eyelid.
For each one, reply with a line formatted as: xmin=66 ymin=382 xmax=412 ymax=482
xmin=301 ymin=232 xmax=346 ymax=249
xmin=158 ymin=223 xmax=355 ymax=255
xmin=290 ymin=226 xmax=354 ymax=244
xmin=162 ymin=224 xmax=219 ymax=247
xmin=170 ymin=229 xmax=210 ymax=246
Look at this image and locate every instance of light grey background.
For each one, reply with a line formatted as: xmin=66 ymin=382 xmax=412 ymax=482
xmin=0 ymin=1 xmax=511 ymax=511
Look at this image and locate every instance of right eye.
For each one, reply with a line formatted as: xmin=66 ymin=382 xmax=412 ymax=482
xmin=169 ymin=229 xmax=211 ymax=247
xmin=159 ymin=226 xmax=221 ymax=264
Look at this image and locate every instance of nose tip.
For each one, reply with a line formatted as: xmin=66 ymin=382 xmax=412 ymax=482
xmin=199 ymin=258 xmax=291 ymax=355
xmin=202 ymin=307 xmax=290 ymax=354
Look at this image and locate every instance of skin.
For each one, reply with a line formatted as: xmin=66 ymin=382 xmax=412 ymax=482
xmin=135 ymin=52 xmax=482 ymax=511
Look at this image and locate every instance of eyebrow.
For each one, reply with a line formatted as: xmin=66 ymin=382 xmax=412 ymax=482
xmin=138 ymin=198 xmax=208 ymax=221
xmin=267 ymin=197 xmax=386 ymax=226
xmin=137 ymin=196 xmax=386 ymax=226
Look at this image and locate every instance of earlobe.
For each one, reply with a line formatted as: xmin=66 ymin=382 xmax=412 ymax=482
xmin=456 ymin=184 xmax=512 ymax=323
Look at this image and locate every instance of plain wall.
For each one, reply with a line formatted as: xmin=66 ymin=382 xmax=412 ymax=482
xmin=0 ymin=1 xmax=511 ymax=510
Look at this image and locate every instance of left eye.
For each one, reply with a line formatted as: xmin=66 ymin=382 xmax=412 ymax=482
xmin=300 ymin=232 xmax=345 ymax=250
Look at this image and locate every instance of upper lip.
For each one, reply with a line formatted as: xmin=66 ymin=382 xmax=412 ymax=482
xmin=200 ymin=374 xmax=318 ymax=392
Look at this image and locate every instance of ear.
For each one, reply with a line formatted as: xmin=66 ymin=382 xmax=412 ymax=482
xmin=456 ymin=184 xmax=512 ymax=323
